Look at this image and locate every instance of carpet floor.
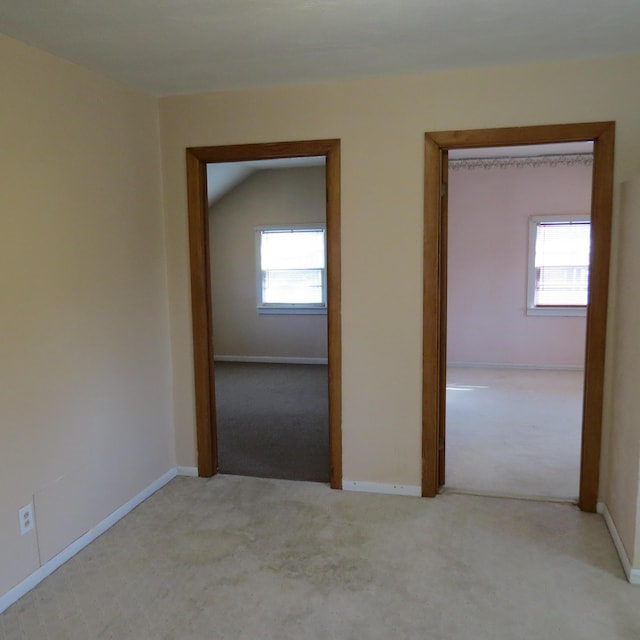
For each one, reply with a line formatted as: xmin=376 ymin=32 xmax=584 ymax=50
xmin=1 ymin=476 xmax=638 ymax=640
xmin=215 ymin=362 xmax=329 ymax=482
xmin=445 ymin=367 xmax=583 ymax=500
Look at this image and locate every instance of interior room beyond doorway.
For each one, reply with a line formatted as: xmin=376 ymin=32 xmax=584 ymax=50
xmin=208 ymin=158 xmax=330 ymax=482
xmin=443 ymin=144 xmax=593 ymax=501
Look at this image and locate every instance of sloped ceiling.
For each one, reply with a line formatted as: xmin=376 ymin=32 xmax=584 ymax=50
xmin=206 ymin=156 xmax=325 ymax=205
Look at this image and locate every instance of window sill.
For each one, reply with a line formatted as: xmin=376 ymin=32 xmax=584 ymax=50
xmin=258 ymin=306 xmax=327 ymax=315
xmin=526 ymin=306 xmax=587 ymax=317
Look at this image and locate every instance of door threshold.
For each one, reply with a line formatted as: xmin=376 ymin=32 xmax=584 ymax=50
xmin=439 ymin=486 xmax=578 ymax=505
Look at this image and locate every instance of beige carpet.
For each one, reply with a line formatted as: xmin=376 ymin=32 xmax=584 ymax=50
xmin=1 ymin=475 xmax=638 ymax=640
xmin=445 ymin=367 xmax=583 ymax=500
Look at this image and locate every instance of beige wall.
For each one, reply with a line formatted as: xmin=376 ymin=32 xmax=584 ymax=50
xmin=0 ymin=34 xmax=175 ymax=596
xmin=447 ymin=162 xmax=590 ymax=368
xmin=2 ymin=31 xmax=639 ymax=596
xmin=605 ymin=177 xmax=640 ymax=569
xmin=4 ymin=27 xmax=639 ymax=599
xmin=159 ymin=53 xmax=640 ymax=557
xmin=210 ymin=167 xmax=327 ymax=359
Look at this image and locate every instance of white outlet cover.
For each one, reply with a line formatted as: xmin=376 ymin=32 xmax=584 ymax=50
xmin=19 ymin=504 xmax=34 ymax=535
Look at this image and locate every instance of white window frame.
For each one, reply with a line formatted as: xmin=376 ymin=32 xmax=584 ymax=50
xmin=255 ymin=223 xmax=327 ymax=315
xmin=527 ymin=214 xmax=590 ymax=317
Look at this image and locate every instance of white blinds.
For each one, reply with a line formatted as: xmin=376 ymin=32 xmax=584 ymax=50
xmin=260 ymin=228 xmax=325 ymax=305
xmin=534 ymin=221 xmax=590 ymax=306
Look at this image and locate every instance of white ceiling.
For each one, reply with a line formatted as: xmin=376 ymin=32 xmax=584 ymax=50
xmin=1 ymin=1 xmax=640 ymax=95
xmin=449 ymin=142 xmax=594 ymax=159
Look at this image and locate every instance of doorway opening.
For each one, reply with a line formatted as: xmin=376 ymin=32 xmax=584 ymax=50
xmin=186 ymin=140 xmax=342 ymax=488
xmin=210 ymin=158 xmax=328 ymax=481
xmin=445 ymin=143 xmax=593 ymax=500
xmin=422 ymin=123 xmax=615 ymax=512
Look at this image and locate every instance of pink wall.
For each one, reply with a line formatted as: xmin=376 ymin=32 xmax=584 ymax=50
xmin=447 ymin=161 xmax=592 ymax=368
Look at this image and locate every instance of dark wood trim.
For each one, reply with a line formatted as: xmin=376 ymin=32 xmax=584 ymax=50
xmin=422 ymin=122 xmax=615 ymax=512
xmin=325 ymin=142 xmax=343 ymax=489
xmin=579 ymin=123 xmax=615 ymax=512
xmin=422 ymin=135 xmax=444 ymax=497
xmin=186 ymin=150 xmax=217 ymax=476
xmin=427 ymin=122 xmax=614 ymax=149
xmin=438 ymin=152 xmax=449 ymax=488
xmin=186 ymin=139 xmax=342 ymax=488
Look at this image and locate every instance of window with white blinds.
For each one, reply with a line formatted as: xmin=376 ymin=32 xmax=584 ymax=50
xmin=527 ymin=215 xmax=590 ymax=316
xmin=256 ymin=225 xmax=326 ymax=313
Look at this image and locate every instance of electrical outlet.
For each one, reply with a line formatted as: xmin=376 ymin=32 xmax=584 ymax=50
xmin=19 ymin=504 xmax=34 ymax=535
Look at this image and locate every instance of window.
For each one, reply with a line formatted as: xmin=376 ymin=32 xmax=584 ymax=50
xmin=527 ymin=215 xmax=590 ymax=316
xmin=256 ymin=224 xmax=326 ymax=314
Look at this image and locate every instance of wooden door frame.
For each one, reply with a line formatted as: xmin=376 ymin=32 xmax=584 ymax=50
xmin=186 ymin=139 xmax=342 ymax=489
xmin=422 ymin=122 xmax=615 ymax=512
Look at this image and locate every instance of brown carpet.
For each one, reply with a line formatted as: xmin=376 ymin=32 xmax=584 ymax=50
xmin=214 ymin=362 xmax=329 ymax=482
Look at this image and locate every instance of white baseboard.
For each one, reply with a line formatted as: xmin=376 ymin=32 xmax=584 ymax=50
xmin=598 ymin=502 xmax=640 ymax=585
xmin=176 ymin=466 xmax=198 ymax=477
xmin=0 ymin=468 xmax=178 ymax=614
xmin=342 ymin=480 xmax=421 ymax=497
xmin=214 ymin=355 xmax=328 ymax=365
xmin=448 ymin=362 xmax=584 ymax=371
